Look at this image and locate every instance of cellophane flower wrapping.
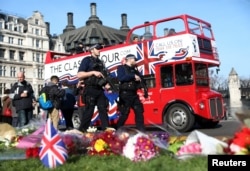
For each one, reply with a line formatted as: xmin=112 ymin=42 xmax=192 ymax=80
xmin=60 ymin=133 xmax=85 ymax=155
xmin=122 ymin=133 xmax=159 ymax=162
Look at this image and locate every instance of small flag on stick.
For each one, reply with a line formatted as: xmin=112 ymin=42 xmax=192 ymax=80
xmin=39 ymin=118 xmax=68 ymax=168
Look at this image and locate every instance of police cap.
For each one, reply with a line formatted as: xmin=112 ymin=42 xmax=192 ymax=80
xmin=89 ymin=44 xmax=102 ymax=50
xmin=125 ymin=54 xmax=137 ymax=61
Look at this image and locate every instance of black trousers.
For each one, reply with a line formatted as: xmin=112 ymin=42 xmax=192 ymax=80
xmin=79 ymin=87 xmax=109 ymax=131
xmin=61 ymin=108 xmax=74 ymax=128
xmin=116 ymin=90 xmax=145 ymax=131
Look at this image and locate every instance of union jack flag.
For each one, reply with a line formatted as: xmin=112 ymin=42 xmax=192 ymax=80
xmin=39 ymin=118 xmax=68 ymax=168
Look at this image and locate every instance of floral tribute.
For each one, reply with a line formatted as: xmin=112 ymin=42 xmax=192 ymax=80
xmin=87 ymin=130 xmax=126 ymax=156
xmin=61 ymin=133 xmax=85 ymax=155
xmin=223 ymin=112 xmax=250 ymax=155
xmin=25 ymin=147 xmax=40 ymax=158
xmin=224 ymin=127 xmax=250 ymax=155
xmin=122 ymin=133 xmax=159 ymax=162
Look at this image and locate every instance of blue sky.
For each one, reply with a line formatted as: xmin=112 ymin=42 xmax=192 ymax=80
xmin=1 ymin=0 xmax=250 ymax=78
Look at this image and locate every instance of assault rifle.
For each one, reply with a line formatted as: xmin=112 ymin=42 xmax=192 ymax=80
xmin=99 ymin=61 xmax=119 ymax=92
xmin=135 ymin=65 xmax=149 ymax=98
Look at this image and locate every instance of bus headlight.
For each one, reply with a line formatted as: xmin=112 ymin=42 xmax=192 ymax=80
xmin=199 ymin=102 xmax=205 ymax=109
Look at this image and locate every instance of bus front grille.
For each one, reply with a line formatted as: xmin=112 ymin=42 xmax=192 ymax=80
xmin=209 ymin=98 xmax=223 ymax=117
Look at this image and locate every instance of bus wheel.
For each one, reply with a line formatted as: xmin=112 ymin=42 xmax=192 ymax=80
xmin=72 ymin=111 xmax=81 ymax=129
xmin=164 ymin=104 xmax=195 ymax=132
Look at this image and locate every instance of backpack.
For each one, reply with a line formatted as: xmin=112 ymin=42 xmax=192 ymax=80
xmin=38 ymin=86 xmax=53 ymax=110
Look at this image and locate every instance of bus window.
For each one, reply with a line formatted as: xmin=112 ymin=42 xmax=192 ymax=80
xmin=161 ymin=65 xmax=173 ymax=88
xmin=195 ymin=63 xmax=209 ymax=86
xmin=129 ymin=24 xmax=153 ymax=44
xmin=175 ymin=63 xmax=193 ymax=86
xmin=144 ymin=74 xmax=155 ymax=88
xmin=155 ymin=18 xmax=185 ymax=38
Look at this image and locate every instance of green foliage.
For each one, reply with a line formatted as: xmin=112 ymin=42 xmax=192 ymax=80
xmin=0 ymin=151 xmax=208 ymax=171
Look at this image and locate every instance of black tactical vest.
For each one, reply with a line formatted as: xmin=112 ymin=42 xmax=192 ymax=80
xmin=119 ymin=65 xmax=140 ymax=91
xmin=84 ymin=56 xmax=106 ymax=86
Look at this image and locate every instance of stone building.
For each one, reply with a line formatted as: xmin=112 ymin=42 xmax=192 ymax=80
xmin=0 ymin=11 xmax=50 ymax=99
xmin=54 ymin=2 xmax=130 ymax=53
xmin=228 ymin=67 xmax=241 ymax=107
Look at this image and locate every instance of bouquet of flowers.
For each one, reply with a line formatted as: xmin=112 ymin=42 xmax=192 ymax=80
xmin=61 ymin=133 xmax=84 ymax=155
xmin=122 ymin=133 xmax=159 ymax=162
xmin=148 ymin=131 xmax=170 ymax=149
xmin=88 ymin=130 xmax=125 ymax=156
xmin=225 ymin=127 xmax=250 ymax=155
xmin=224 ymin=111 xmax=250 ymax=155
xmin=25 ymin=147 xmax=40 ymax=158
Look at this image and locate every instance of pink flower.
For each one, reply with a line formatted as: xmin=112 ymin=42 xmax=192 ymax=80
xmin=123 ymin=133 xmax=159 ymax=162
xmin=177 ymin=142 xmax=202 ymax=155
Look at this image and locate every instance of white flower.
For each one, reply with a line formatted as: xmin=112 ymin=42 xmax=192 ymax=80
xmin=4 ymin=140 xmax=10 ymax=147
xmin=123 ymin=133 xmax=151 ymax=161
xmin=123 ymin=136 xmax=136 ymax=160
xmin=86 ymin=126 xmax=97 ymax=133
xmin=21 ymin=128 xmax=29 ymax=134
xmin=229 ymin=143 xmax=244 ymax=153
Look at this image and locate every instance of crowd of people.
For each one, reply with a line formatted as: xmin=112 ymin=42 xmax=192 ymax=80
xmin=0 ymin=43 xmax=147 ymax=132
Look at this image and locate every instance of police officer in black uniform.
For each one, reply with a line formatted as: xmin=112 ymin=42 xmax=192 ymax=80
xmin=116 ymin=54 xmax=146 ymax=132
xmin=77 ymin=44 xmax=110 ymax=131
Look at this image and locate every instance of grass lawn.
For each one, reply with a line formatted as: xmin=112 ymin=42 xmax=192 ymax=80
xmin=0 ymin=151 xmax=208 ymax=171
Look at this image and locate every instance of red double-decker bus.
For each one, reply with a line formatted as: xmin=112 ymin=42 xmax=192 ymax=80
xmin=45 ymin=14 xmax=224 ymax=132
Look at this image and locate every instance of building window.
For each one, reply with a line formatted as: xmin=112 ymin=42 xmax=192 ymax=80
xmin=36 ymin=39 xmax=40 ymax=48
xmin=35 ymin=19 xmax=39 ymax=25
xmin=0 ymin=35 xmax=3 ymax=42
xmin=0 ymin=49 xmax=5 ymax=58
xmin=10 ymin=66 xmax=16 ymax=77
xmin=41 ymin=53 xmax=44 ymax=63
xmin=36 ymin=52 xmax=40 ymax=62
xmin=38 ymin=67 xmax=43 ymax=79
xmin=8 ymin=37 xmax=14 ymax=44
xmin=38 ymin=84 xmax=43 ymax=92
xmin=19 ymin=51 xmax=24 ymax=61
xmin=35 ymin=28 xmax=39 ymax=35
xmin=17 ymin=25 xmax=22 ymax=32
xmin=18 ymin=38 xmax=23 ymax=45
xmin=9 ymin=23 xmax=13 ymax=31
xmin=20 ymin=67 xmax=25 ymax=72
xmin=0 ymin=65 xmax=6 ymax=76
xmin=0 ymin=83 xmax=6 ymax=95
xmin=9 ymin=50 xmax=15 ymax=60
xmin=0 ymin=21 xmax=3 ymax=29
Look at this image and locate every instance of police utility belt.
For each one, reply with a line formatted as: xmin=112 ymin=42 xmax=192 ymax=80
xmin=84 ymin=76 xmax=107 ymax=88
xmin=119 ymin=81 xmax=138 ymax=91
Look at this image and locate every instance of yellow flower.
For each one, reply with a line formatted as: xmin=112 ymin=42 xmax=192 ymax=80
xmin=94 ymin=139 xmax=107 ymax=152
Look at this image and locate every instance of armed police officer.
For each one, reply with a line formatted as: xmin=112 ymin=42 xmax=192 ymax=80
xmin=116 ymin=54 xmax=146 ymax=132
xmin=77 ymin=44 xmax=110 ymax=132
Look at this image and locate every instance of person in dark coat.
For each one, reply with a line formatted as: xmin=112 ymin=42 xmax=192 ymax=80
xmin=77 ymin=44 xmax=110 ymax=132
xmin=10 ymin=72 xmax=35 ymax=127
xmin=61 ymin=80 xmax=76 ymax=130
xmin=116 ymin=54 xmax=146 ymax=132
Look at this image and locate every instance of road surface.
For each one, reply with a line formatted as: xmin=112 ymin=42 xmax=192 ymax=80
xmin=146 ymin=118 xmax=243 ymax=138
